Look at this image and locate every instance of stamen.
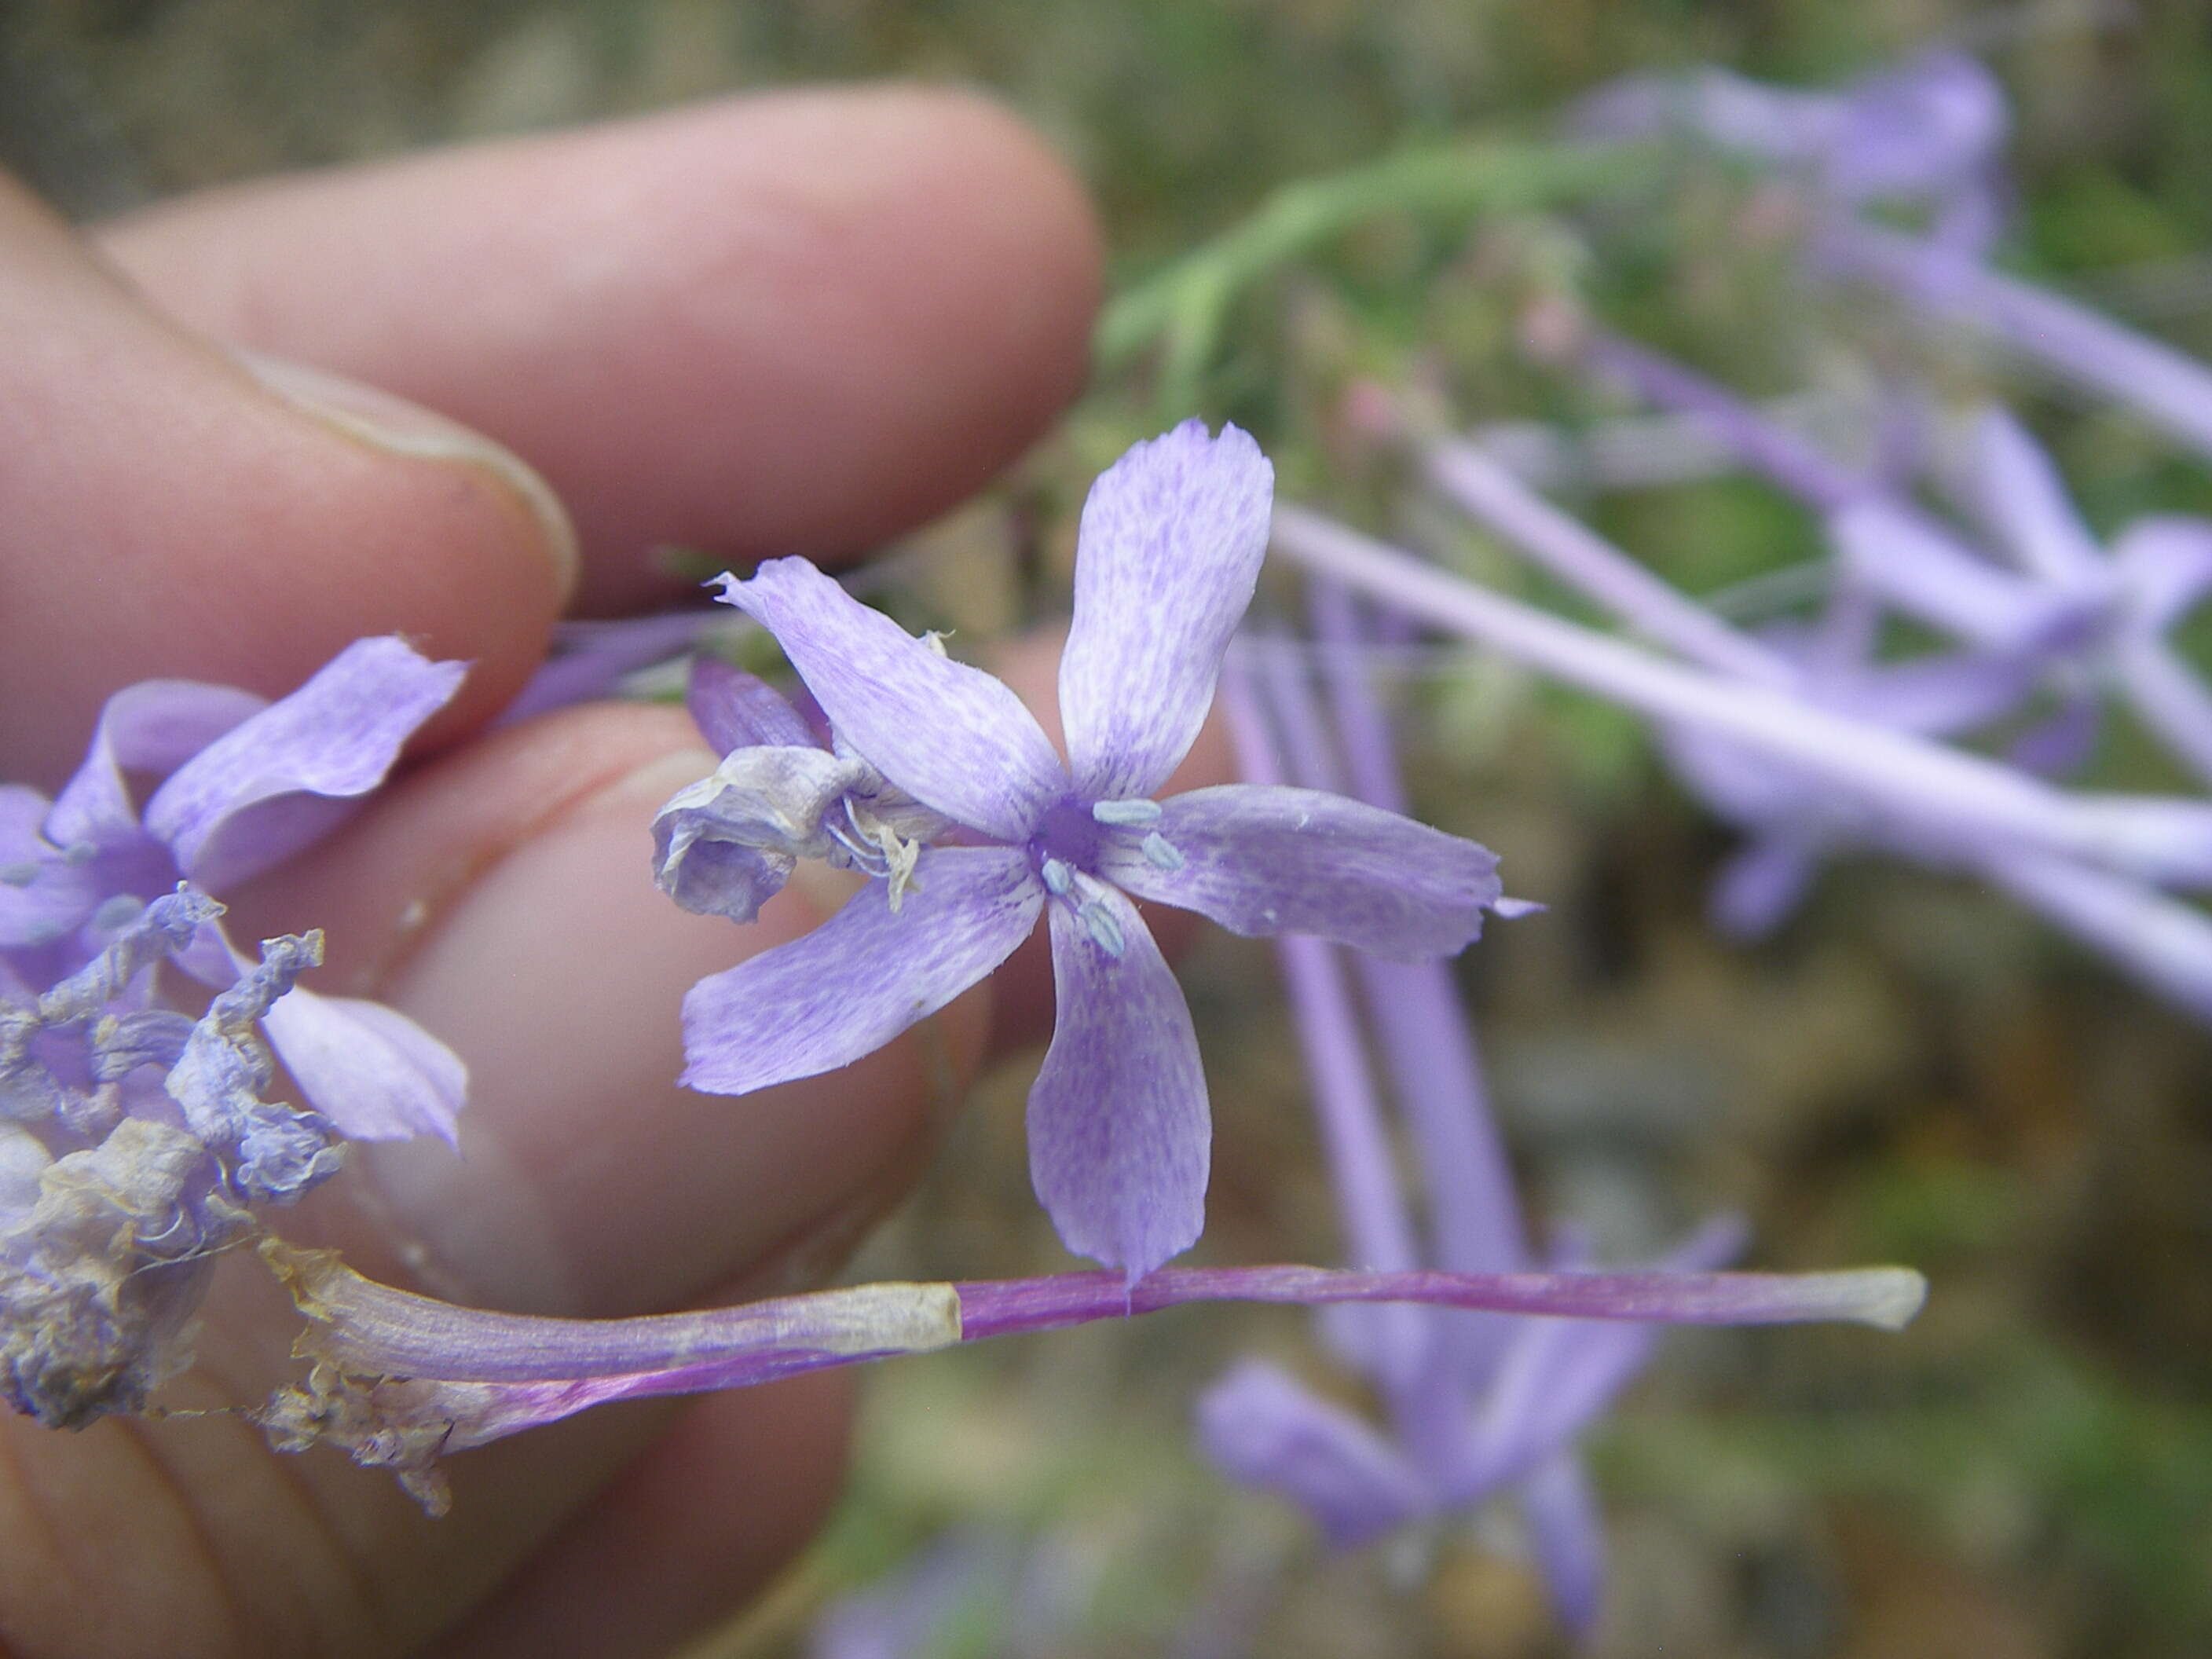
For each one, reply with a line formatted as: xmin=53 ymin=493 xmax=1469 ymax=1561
xmin=1078 ymin=899 xmax=1126 ymax=959
xmin=1141 ymin=832 xmax=1185 ymax=871
xmin=1090 ymin=798 xmax=1163 ymax=826
xmin=824 ymin=814 xmax=891 ymax=877
xmin=0 ymin=862 xmax=35 ymax=888
xmin=1041 ymin=857 xmax=1075 ymax=896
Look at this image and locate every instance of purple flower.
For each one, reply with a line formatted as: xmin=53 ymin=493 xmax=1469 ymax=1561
xmin=1 ymin=638 xmax=470 ymax=1144
xmin=1576 ymin=50 xmax=2009 ymax=254
xmin=1 ymin=642 xmax=476 ymax=1425
xmin=657 ymin=422 xmax=1507 ymax=1278
xmin=1192 ymin=612 xmax=1745 ymax=1632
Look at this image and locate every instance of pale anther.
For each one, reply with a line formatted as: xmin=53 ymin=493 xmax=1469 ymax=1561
xmin=1078 ymin=899 xmax=1126 ymax=958
xmin=0 ymin=863 xmax=35 ymax=888
xmin=1041 ymin=857 xmax=1075 ymax=896
xmin=1141 ymin=832 xmax=1185 ymax=871
xmin=1090 ymin=798 xmax=1163 ymax=826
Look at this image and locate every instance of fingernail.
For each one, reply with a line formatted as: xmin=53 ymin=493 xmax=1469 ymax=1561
xmin=240 ymin=350 xmax=579 ymax=602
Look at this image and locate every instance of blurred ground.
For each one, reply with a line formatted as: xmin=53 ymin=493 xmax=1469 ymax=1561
xmin=8 ymin=3 xmax=2212 ymax=1655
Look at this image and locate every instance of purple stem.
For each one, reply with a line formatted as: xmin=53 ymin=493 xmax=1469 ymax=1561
xmin=950 ymin=1264 xmax=1924 ymax=1338
xmin=1824 ymin=220 xmax=2212 ymax=463
xmin=1424 ymin=438 xmax=1797 ymax=687
xmin=1221 ymin=648 xmax=1431 ymax=1393
xmin=276 ymin=1253 xmax=1925 ymax=1445
xmin=1306 ymin=581 xmax=1530 ymax=1349
xmin=1580 ymin=330 xmax=1871 ymax=512
xmin=1267 ymin=504 xmax=2212 ymax=888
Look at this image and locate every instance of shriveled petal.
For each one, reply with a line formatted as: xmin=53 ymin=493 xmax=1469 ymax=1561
xmin=685 ymin=657 xmax=817 ymax=754
xmin=1101 ymin=785 xmax=1502 ymax=960
xmin=259 ymin=986 xmax=467 ymax=1144
xmin=1028 ymin=885 xmax=1208 ymax=1277
xmin=144 ymin=637 xmax=468 ymax=892
xmin=1196 ymin=1359 xmax=1428 ymax=1548
xmin=1058 ymin=421 xmax=1275 ymax=800
xmin=681 ymin=846 xmax=1042 ymax=1095
xmin=651 ymin=746 xmax=867 ymax=924
xmin=713 ymin=561 xmax=1064 ymax=841
xmin=45 ymin=680 xmax=267 ymax=855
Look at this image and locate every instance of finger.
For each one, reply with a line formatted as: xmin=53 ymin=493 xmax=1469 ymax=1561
xmin=422 ymin=1375 xmax=853 ymax=1659
xmin=100 ymin=87 xmax=1104 ymax=611
xmin=0 ymin=174 xmax=573 ymax=788
xmin=239 ymin=702 xmax=988 ymax=1318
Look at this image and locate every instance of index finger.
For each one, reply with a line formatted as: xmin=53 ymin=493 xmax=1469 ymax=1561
xmin=100 ymin=86 xmax=1103 ymax=611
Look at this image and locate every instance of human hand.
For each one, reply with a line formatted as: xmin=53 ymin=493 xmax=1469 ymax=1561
xmin=0 ymin=85 xmax=1099 ymax=1658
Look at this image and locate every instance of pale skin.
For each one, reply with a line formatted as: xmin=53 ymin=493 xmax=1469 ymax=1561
xmin=0 ymin=85 xmax=1206 ymax=1657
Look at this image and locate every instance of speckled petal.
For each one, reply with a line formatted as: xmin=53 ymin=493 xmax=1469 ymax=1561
xmin=1027 ymin=885 xmax=1208 ymax=1278
xmin=144 ymin=637 xmax=467 ymax=891
xmin=713 ymin=561 xmax=1064 ymax=841
xmin=1100 ymin=784 xmax=1501 ymax=959
xmin=1058 ymin=422 xmax=1275 ymax=800
xmin=45 ymin=680 xmax=268 ymax=855
xmin=680 ymin=846 xmax=1042 ymax=1095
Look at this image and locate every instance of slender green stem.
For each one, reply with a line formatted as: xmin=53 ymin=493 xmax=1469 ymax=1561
xmin=1095 ymin=137 xmax=1664 ymax=412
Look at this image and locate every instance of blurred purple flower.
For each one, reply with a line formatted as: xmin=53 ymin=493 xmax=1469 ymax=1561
xmin=658 ymin=422 xmax=1508 ymax=1279
xmin=1195 ymin=606 xmax=1741 ymax=1635
xmin=1576 ymin=49 xmax=2009 ymax=254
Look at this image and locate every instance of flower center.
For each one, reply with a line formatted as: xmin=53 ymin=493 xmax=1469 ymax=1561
xmin=1030 ymin=797 xmax=1107 ymax=873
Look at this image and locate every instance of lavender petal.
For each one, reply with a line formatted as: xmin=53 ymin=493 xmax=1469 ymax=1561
xmin=1520 ymin=1454 xmax=1608 ymax=1635
xmin=1028 ymin=884 xmax=1209 ymax=1278
xmin=260 ymin=986 xmax=467 ymax=1145
xmin=1195 ymin=1358 xmax=1428 ymax=1547
xmin=45 ymin=679 xmax=267 ymax=855
xmin=1057 ymin=422 xmax=1276 ymax=800
xmin=1827 ymin=500 xmax=2076 ymax=654
xmin=681 ymin=847 xmax=1042 ymax=1095
xmin=1708 ymin=834 xmax=1820 ymax=940
xmin=2113 ymin=517 xmax=2212 ymax=633
xmin=496 ymin=613 xmax=719 ymax=728
xmin=1101 ymin=784 xmax=1502 ymax=959
xmin=713 ymin=559 xmax=1065 ymax=841
xmin=686 ymin=657 xmax=818 ymax=754
xmin=1968 ymin=409 xmax=2109 ymax=589
xmin=0 ymin=789 xmax=104 ymax=949
xmin=143 ymin=637 xmax=467 ymax=891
